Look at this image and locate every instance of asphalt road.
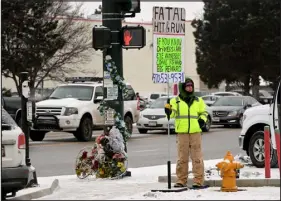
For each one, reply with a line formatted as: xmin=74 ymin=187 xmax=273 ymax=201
xmin=29 ymin=126 xmax=244 ymax=177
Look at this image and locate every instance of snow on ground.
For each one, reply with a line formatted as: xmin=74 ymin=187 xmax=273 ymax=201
xmin=32 ymin=158 xmax=280 ymax=200
xmin=110 ymin=187 xmax=280 ymax=200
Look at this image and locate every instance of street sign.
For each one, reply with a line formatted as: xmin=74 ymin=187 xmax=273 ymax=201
xmin=103 ymin=71 xmax=118 ymax=100
xmin=152 ymin=6 xmax=186 ymax=83
xmin=121 ymin=26 xmax=146 ymax=49
xmin=27 ymin=101 xmax=32 ymax=122
xmin=104 ymin=71 xmax=113 ymax=87
xmin=105 ymin=108 xmax=115 ymax=125
xmin=106 ymin=85 xmax=118 ymax=100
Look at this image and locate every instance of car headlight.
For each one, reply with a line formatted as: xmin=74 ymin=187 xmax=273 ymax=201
xmin=63 ymin=107 xmax=78 ymax=116
xmin=228 ymin=110 xmax=238 ymax=116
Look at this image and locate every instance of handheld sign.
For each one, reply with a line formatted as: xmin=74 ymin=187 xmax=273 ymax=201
xmin=152 ymin=6 xmax=186 ymax=84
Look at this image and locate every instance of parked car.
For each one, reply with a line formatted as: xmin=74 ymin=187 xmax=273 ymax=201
xmin=210 ymin=96 xmax=261 ymax=128
xmin=201 ymin=95 xmax=221 ymax=106
xmin=136 ymin=96 xmax=213 ymax=133
xmin=2 ymin=96 xmax=45 ymax=128
xmin=1 ymin=108 xmax=30 ymax=199
xmin=2 ymin=97 xmax=22 ymax=126
xmin=211 ymin=91 xmax=243 ymax=96
xmin=239 ymin=79 xmax=280 ymax=168
xmin=232 ymin=89 xmax=273 ymax=105
xmin=147 ymin=92 xmax=167 ymax=104
xmin=193 ymin=91 xmax=210 ymax=97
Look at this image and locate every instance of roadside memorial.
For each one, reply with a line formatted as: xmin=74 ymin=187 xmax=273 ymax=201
xmin=75 ymin=56 xmax=130 ymax=180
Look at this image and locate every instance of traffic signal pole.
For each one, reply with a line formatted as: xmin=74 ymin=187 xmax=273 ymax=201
xmin=102 ymin=0 xmax=131 ymax=177
xmin=102 ymin=0 xmax=124 ymax=135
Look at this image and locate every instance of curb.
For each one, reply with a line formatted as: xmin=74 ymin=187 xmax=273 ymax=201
xmin=13 ymin=179 xmax=59 ymax=200
xmin=158 ymin=176 xmax=280 ymax=187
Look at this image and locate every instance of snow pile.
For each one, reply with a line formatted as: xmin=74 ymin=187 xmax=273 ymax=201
xmin=112 ymin=187 xmax=279 ymax=200
xmin=30 ymin=158 xmax=280 ymax=200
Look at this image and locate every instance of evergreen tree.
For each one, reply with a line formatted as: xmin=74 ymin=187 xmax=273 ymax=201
xmin=192 ymin=0 xmax=280 ymax=97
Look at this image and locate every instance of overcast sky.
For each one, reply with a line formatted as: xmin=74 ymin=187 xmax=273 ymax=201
xmin=72 ymin=1 xmax=204 ymax=22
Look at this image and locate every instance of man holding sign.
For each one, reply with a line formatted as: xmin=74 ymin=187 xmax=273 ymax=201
xmin=164 ymin=77 xmax=208 ymax=188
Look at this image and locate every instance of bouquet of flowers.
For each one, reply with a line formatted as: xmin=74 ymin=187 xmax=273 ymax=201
xmin=75 ymin=127 xmax=128 ymax=179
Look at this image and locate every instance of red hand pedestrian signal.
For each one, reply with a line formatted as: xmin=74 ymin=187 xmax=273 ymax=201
xmin=121 ymin=26 xmax=146 ymax=49
xmin=124 ymin=30 xmax=132 ymax=46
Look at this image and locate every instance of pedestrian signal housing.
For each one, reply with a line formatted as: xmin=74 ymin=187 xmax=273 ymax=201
xmin=92 ymin=26 xmax=111 ymax=50
xmin=121 ymin=26 xmax=146 ymax=49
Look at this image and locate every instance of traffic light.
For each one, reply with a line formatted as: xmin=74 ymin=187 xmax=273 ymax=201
xmin=92 ymin=26 xmax=111 ymax=50
xmin=121 ymin=26 xmax=146 ymax=49
xmin=117 ymin=0 xmax=141 ymax=13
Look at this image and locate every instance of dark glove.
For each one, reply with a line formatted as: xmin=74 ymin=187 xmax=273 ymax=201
xmin=164 ymin=103 xmax=172 ymax=116
xmin=198 ymin=118 xmax=205 ymax=129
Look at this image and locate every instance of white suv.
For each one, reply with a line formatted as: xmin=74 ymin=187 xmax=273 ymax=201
xmin=2 ymin=108 xmax=29 ymax=199
xmin=239 ymin=80 xmax=280 ymax=168
xmin=31 ymin=77 xmax=140 ymax=142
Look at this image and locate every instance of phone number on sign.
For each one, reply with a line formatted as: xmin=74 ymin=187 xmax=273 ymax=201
xmin=152 ymin=72 xmax=185 ymax=83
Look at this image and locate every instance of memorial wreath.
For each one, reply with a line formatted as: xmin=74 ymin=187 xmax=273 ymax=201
xmin=75 ymin=56 xmax=131 ymax=180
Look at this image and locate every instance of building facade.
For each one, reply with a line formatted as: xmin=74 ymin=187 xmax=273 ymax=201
xmin=2 ymin=18 xmax=224 ymax=95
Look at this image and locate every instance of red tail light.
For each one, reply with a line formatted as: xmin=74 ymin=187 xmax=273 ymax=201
xmin=18 ymin=133 xmax=26 ymax=149
xmin=137 ymin=97 xmax=140 ymax=110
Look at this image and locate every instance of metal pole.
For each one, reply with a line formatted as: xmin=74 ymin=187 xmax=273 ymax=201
xmin=102 ymin=0 xmax=131 ymax=177
xmin=19 ymin=72 xmax=31 ymax=166
xmin=20 ymin=72 xmax=39 ymax=187
xmin=166 ymin=75 xmax=171 ymax=189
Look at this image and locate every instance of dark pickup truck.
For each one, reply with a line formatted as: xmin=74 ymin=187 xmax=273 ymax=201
xmin=2 ymin=97 xmax=22 ymax=126
xmin=2 ymin=95 xmax=50 ymax=127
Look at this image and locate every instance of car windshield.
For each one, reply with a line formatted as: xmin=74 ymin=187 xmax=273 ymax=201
xmin=149 ymin=97 xmax=176 ymax=108
xmin=212 ymin=97 xmax=244 ymax=106
xmin=49 ymin=86 xmax=94 ymax=101
xmin=2 ymin=108 xmax=18 ymax=130
xmin=150 ymin=94 xmax=160 ymax=100
xmin=150 ymin=98 xmax=168 ymax=108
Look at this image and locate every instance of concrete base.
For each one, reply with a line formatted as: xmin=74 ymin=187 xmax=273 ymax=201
xmin=12 ymin=179 xmax=59 ymax=200
xmin=158 ymin=176 xmax=280 ymax=187
xmin=26 ymin=165 xmax=39 ymax=188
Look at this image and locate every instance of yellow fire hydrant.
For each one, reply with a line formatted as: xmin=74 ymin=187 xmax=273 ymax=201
xmin=216 ymin=151 xmax=244 ymax=192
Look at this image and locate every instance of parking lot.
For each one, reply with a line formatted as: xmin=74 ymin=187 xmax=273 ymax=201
xmin=29 ymin=125 xmax=243 ymax=177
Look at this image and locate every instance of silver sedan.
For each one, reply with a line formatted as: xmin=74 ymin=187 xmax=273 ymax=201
xmin=136 ymin=96 xmax=213 ymax=134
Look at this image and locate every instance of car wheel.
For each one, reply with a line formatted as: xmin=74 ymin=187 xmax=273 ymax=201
xmin=248 ymin=131 xmax=278 ymax=168
xmin=30 ymin=130 xmax=46 ymax=141
xmin=74 ymin=116 xmax=93 ymax=142
xmin=202 ymin=116 xmax=211 ymax=132
xmin=125 ymin=115 xmax=133 ymax=135
xmin=138 ymin=129 xmax=148 ymax=134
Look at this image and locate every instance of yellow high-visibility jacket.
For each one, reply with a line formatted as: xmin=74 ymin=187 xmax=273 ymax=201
xmin=169 ymin=96 xmax=208 ymax=134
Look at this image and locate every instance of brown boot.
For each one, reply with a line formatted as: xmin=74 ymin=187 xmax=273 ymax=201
xmin=174 ymin=183 xmax=187 ymax=188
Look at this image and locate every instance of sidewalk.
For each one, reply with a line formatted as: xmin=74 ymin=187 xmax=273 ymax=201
xmin=11 ymin=158 xmax=280 ymax=200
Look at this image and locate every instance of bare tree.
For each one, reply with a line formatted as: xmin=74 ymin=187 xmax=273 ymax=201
xmin=35 ymin=2 xmax=97 ymax=88
xmin=1 ymin=0 xmax=97 ymax=95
